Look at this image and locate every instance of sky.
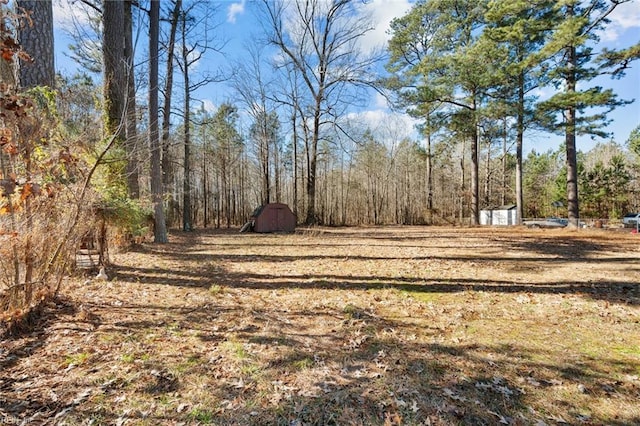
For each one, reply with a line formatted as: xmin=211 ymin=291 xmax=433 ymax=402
xmin=52 ymin=0 xmax=640 ymax=154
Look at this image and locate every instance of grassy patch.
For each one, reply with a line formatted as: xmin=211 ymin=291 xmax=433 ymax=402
xmin=221 ymin=340 xmax=250 ymax=360
xmin=175 ymin=354 xmax=203 ymax=374
xmin=120 ymin=353 xmax=135 ymax=363
xmin=209 ymin=284 xmax=224 ymax=295
xmin=65 ymin=352 xmax=90 ymax=366
xmin=343 ymin=303 xmax=367 ymax=319
xmin=219 ymin=339 xmax=263 ymax=379
xmin=240 ymin=363 xmax=261 ymax=377
xmin=614 ymin=345 xmax=640 ymax=358
xmin=292 ymin=356 xmax=314 ymax=370
xmin=188 ymin=407 xmax=216 ymax=423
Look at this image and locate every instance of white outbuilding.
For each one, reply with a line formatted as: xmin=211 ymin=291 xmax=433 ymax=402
xmin=480 ymin=205 xmax=517 ymax=226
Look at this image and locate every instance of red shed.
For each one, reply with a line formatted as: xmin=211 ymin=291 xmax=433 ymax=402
xmin=247 ymin=203 xmax=296 ymax=233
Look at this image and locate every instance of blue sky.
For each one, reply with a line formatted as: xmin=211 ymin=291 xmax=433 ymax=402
xmin=52 ymin=0 xmax=640 ymax=154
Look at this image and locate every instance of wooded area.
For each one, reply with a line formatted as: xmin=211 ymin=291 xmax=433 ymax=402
xmin=1 ymin=1 xmax=639 ymax=423
xmin=1 ymin=0 xmax=639 ymax=321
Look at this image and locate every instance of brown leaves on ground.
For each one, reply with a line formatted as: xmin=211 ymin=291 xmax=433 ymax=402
xmin=1 ymin=226 xmax=639 ymax=425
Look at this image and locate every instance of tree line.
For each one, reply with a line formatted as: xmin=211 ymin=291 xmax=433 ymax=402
xmin=64 ymin=0 xmax=640 ymax=231
xmin=4 ymin=0 xmax=640 ymax=238
xmin=1 ymin=0 xmax=639 ymax=316
xmin=2 ymin=0 xmax=638 ymax=230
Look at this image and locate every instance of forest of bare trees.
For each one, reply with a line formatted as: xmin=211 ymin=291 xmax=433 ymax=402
xmin=51 ymin=0 xmax=639 ymax=231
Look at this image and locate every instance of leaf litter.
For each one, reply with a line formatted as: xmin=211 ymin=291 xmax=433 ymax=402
xmin=1 ymin=226 xmax=639 ymax=424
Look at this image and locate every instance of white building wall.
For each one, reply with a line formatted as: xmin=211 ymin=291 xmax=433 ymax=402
xmin=481 ymin=208 xmax=516 ymax=226
xmin=480 ymin=210 xmax=492 ymax=225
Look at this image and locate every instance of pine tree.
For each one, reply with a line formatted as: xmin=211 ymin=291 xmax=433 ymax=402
xmin=148 ymin=0 xmax=167 ymax=243
xmin=386 ymin=1 xmax=443 ymax=221
xmin=482 ymin=0 xmax=556 ymax=224
xmin=16 ymin=0 xmax=54 ymax=89
xmin=537 ymin=0 xmax=637 ymax=227
xmin=387 ymin=0 xmax=491 ymax=225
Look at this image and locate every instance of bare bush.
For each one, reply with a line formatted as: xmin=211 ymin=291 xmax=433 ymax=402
xmin=0 ymin=8 xmax=99 ymax=329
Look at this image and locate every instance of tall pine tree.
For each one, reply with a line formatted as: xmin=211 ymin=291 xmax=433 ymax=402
xmin=482 ymin=0 xmax=556 ymax=224
xmin=537 ymin=0 xmax=637 ymax=227
xmin=387 ymin=0 xmax=492 ymax=225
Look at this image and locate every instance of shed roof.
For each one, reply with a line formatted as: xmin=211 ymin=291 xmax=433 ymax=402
xmin=482 ymin=204 xmax=516 ymax=211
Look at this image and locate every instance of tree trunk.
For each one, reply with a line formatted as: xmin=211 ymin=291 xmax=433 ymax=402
xmin=148 ymin=0 xmax=167 ymax=243
xmin=459 ymin=140 xmax=466 ymax=223
xmin=305 ymin=97 xmax=322 ymax=225
xmin=215 ymin=171 xmax=221 ymax=228
xmin=102 ymin=1 xmax=125 ymax=151
xmin=274 ymin=137 xmax=281 ymax=203
xmin=470 ymin=104 xmax=479 ymax=226
xmin=124 ymin=0 xmax=139 ymax=198
xmin=224 ymin=145 xmax=231 ymax=228
xmin=426 ymin=115 xmax=433 ymax=220
xmin=515 ymin=73 xmax=525 ymax=225
xmin=162 ymin=0 xmax=182 ymax=191
xmin=181 ymin=12 xmax=192 ymax=232
xmin=501 ymin=118 xmax=507 ymax=207
xmin=17 ymin=0 xmax=54 ymax=89
xmin=565 ymin=43 xmax=579 ymax=228
xmin=202 ymin=111 xmax=208 ymax=228
xmin=292 ymin=112 xmax=298 ymax=218
xmin=261 ymin=125 xmax=270 ymax=204
xmin=484 ymin=136 xmax=491 ymax=207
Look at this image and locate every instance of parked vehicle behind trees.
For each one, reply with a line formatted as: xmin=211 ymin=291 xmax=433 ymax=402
xmin=623 ymin=213 xmax=640 ymax=227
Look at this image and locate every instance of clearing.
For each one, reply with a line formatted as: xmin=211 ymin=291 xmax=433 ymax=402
xmin=1 ymin=226 xmax=639 ymax=425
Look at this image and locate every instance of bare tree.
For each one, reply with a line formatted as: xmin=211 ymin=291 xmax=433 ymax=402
xmin=123 ymin=0 xmax=139 ymax=198
xmin=231 ymin=45 xmax=278 ymax=206
xmin=175 ymin=1 xmax=224 ymax=231
xmin=161 ymin=0 xmax=181 ymax=199
xmin=179 ymin=6 xmax=193 ymax=231
xmin=260 ymin=0 xmax=382 ymax=224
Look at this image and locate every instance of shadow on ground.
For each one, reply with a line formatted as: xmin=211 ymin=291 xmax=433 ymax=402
xmin=114 ymin=227 xmax=640 ymax=306
xmin=2 ymin=227 xmax=639 ymax=424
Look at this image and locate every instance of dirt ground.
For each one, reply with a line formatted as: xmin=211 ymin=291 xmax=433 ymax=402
xmin=1 ymin=226 xmax=639 ymax=425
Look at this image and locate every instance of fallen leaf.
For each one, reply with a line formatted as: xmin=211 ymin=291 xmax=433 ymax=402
xmin=488 ymin=410 xmax=511 ymax=424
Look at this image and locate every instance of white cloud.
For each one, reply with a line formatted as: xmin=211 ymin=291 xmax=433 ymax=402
xmin=531 ymin=86 xmax=557 ymax=101
xmin=227 ymin=0 xmax=246 ymax=24
xmin=173 ymin=43 xmax=204 ymax=70
xmin=201 ymin=99 xmax=217 ymax=114
xmin=346 ymin=109 xmax=419 ymax=147
xmin=357 ymin=0 xmax=413 ymax=52
xmin=374 ymin=92 xmax=390 ymax=109
xmin=278 ymin=0 xmax=411 ymax=54
xmin=599 ymin=1 xmax=640 ymax=42
xmin=52 ymin=0 xmax=93 ymax=29
xmin=609 ymin=1 xmax=640 ymax=29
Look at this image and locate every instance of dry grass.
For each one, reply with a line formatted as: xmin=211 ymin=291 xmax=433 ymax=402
xmin=1 ymin=226 xmax=639 ymax=425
